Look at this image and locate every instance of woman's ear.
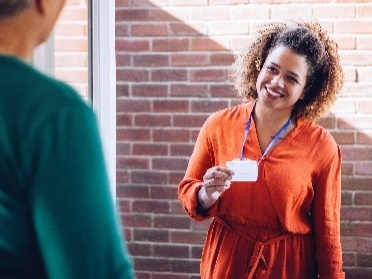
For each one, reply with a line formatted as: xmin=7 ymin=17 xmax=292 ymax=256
xmin=34 ymin=0 xmax=46 ymax=15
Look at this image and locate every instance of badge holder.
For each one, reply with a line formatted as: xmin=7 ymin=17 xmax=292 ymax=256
xmin=226 ymin=159 xmax=258 ymax=182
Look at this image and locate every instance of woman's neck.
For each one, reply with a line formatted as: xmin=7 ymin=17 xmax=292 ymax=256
xmin=253 ymin=102 xmax=293 ymax=132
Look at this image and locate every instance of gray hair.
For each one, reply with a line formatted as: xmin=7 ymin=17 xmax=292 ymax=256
xmin=0 ymin=0 xmax=34 ymax=19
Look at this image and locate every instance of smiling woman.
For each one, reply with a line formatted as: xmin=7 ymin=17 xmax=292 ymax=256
xmin=178 ymin=20 xmax=345 ymax=279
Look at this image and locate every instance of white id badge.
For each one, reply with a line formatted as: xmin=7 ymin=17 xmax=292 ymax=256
xmin=226 ymin=159 xmax=258 ymax=182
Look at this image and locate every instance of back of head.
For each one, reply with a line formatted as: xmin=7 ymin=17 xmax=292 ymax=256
xmin=0 ymin=0 xmax=33 ymax=19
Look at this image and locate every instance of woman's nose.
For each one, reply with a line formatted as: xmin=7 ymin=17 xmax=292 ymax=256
xmin=272 ymin=75 xmax=285 ymax=87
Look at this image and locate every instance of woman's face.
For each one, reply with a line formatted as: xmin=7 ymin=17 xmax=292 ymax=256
xmin=256 ymin=45 xmax=309 ymax=114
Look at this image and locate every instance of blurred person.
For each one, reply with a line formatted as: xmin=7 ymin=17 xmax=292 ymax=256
xmin=178 ymin=20 xmax=345 ymax=279
xmin=0 ymin=0 xmax=133 ymax=278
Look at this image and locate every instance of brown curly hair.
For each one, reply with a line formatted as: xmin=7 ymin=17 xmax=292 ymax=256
xmin=230 ymin=20 xmax=344 ymax=122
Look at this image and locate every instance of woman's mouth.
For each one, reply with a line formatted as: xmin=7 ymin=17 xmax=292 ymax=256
xmin=266 ymin=87 xmax=284 ymax=98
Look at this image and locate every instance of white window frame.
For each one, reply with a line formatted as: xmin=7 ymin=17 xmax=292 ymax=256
xmin=33 ymin=0 xmax=117 ymax=199
xmin=88 ymin=0 xmax=116 ymax=200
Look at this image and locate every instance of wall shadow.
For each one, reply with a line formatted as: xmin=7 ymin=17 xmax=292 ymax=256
xmin=115 ymin=1 xmax=372 ymax=278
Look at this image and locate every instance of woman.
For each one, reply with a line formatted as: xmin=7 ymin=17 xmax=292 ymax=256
xmin=178 ymin=20 xmax=345 ymax=278
xmin=0 ymin=1 xmax=133 ymax=278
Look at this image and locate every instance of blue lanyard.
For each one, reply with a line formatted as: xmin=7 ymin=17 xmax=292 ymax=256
xmin=240 ymin=103 xmax=292 ymax=161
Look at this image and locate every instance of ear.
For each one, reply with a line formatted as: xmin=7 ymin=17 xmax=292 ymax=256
xmin=34 ymin=0 xmax=46 ymax=15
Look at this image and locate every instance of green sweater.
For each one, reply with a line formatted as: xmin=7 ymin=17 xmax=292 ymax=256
xmin=0 ymin=55 xmax=133 ymax=278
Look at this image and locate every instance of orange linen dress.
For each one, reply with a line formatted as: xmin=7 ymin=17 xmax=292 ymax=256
xmin=178 ymin=102 xmax=345 ymax=279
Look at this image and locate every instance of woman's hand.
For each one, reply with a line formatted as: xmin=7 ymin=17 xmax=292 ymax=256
xmin=197 ymin=166 xmax=234 ymax=210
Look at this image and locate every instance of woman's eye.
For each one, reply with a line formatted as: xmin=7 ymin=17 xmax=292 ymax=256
xmin=287 ymin=76 xmax=299 ymax=84
xmin=267 ymin=66 xmax=276 ymax=73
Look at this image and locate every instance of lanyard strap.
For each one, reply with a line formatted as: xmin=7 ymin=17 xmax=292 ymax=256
xmin=240 ymin=103 xmax=292 ymax=160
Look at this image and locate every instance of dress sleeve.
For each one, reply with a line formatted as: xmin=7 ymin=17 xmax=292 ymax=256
xmin=178 ymin=116 xmax=219 ymax=220
xmin=312 ymin=145 xmax=345 ymax=279
xmin=28 ymin=105 xmax=134 ymax=279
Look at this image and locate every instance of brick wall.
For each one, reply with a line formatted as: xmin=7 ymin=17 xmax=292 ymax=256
xmin=55 ymin=0 xmax=88 ymax=99
xmin=116 ymin=0 xmax=372 ymax=278
xmin=58 ymin=0 xmax=372 ymax=278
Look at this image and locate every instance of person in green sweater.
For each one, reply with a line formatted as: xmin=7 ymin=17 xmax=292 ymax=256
xmin=0 ymin=1 xmax=134 ymax=278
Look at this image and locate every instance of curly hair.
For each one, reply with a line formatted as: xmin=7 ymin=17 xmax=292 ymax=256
xmin=230 ymin=20 xmax=344 ymax=122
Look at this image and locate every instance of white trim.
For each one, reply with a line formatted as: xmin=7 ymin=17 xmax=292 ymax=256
xmin=89 ymin=0 xmax=116 ymax=200
xmin=32 ymin=34 xmax=55 ymax=76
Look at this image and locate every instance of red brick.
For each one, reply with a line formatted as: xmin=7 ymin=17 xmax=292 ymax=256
xmin=171 ymin=53 xmax=210 ymax=66
xmin=356 ymin=254 xmax=372 ymax=267
xmin=116 ymin=170 xmax=130 ymax=185
xmin=153 ymin=38 xmax=190 ymax=51
xmin=337 ymin=116 xmax=372 ymax=130
xmin=331 ymin=131 xmax=355 ymax=145
xmin=132 ymin=84 xmax=168 ymax=97
xmin=170 ymin=259 xmax=200 ymax=273
xmin=127 ymin=243 xmax=152 ymax=257
xmin=357 ymin=36 xmax=372 ymax=50
xmin=116 ymin=142 xmax=131 ymax=155
xmin=54 ymin=38 xmax=87 ymax=52
xmin=154 ymin=216 xmax=191 ymax=229
xmin=133 ymin=229 xmax=169 ymax=242
xmin=191 ymin=38 xmax=227 ymax=51
xmin=152 ymin=158 xmax=189 ymax=171
xmin=115 ymin=113 xmax=131 ymax=126
xmin=117 ymin=157 xmax=149 ymax=169
xmin=191 ymin=100 xmax=229 ymax=113
xmin=116 ymin=84 xmax=129 ymax=97
xmin=354 ymin=192 xmax=372 ymax=206
xmin=210 ymin=53 xmax=234 ymax=65
xmin=169 ymin=173 xmax=185 ymax=187
xmin=341 ymin=207 xmax=372 ymax=222
xmin=133 ymin=143 xmax=168 ymax=156
xmin=170 ymin=84 xmax=209 ymax=97
xmin=210 ymin=84 xmax=236 ymax=98
xmin=116 ymin=69 xmax=150 ymax=82
xmin=150 ymin=186 xmax=178 ymax=200
xmin=116 ymin=99 xmax=151 ymax=112
xmin=135 ymin=258 xmax=171 ymax=272
xmin=115 ymin=54 xmax=131 ymax=67
xmin=356 ymin=131 xmax=372 ymax=144
xmin=153 ymin=100 xmax=189 ymax=113
xmin=341 ymin=163 xmax=353 ymax=175
xmin=342 ymin=253 xmax=355 ymax=266
xmin=170 ymin=231 xmax=206 ymax=245
xmin=170 ymin=0 xmax=208 ymax=6
xmin=150 ymin=9 xmax=188 ymax=22
xmin=116 ymin=9 xmax=150 ymax=21
xmin=133 ymin=54 xmax=169 ymax=67
xmin=355 ymin=162 xmax=372 ymax=176
xmin=121 ymin=214 xmax=152 ymax=227
xmin=116 ymin=39 xmax=150 ymax=52
xmin=170 ymin=143 xmax=194 ymax=156
xmin=190 ymin=69 xmax=228 ymax=82
xmin=152 ymin=69 xmax=188 ymax=82
xmin=117 ymin=128 xmax=151 ymax=141
xmin=169 ymin=23 xmax=205 ymax=36
xmin=341 ymin=236 xmax=372 ymax=252
xmin=341 ymin=191 xmax=353 ymax=205
xmin=342 ymin=177 xmax=372 ymax=191
xmin=131 ymin=23 xmax=168 ymax=36
xmin=131 ymin=171 xmax=169 ymax=185
xmin=340 ymin=146 xmax=372 ymax=161
xmin=116 ymin=185 xmax=150 ymax=199
xmin=153 ymin=129 xmax=190 ymax=142
xmin=132 ymin=200 xmax=170 ymax=213
xmin=153 ymin=244 xmax=190 ymax=258
xmin=173 ymin=114 xmax=208 ymax=128
xmin=115 ymin=0 xmax=129 ymax=7
xmin=134 ymin=114 xmax=172 ymax=127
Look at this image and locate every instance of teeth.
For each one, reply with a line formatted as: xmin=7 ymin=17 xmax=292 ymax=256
xmin=267 ymin=88 xmax=282 ymax=97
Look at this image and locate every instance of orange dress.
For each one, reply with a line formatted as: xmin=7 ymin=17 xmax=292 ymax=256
xmin=178 ymin=102 xmax=345 ymax=279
